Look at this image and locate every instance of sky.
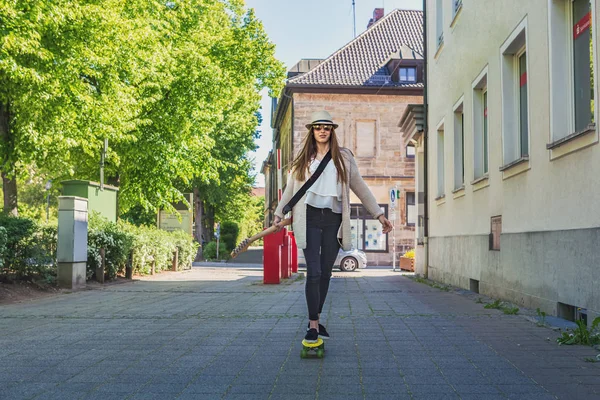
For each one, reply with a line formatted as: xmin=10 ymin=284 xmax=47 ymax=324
xmin=245 ymin=0 xmax=423 ymax=187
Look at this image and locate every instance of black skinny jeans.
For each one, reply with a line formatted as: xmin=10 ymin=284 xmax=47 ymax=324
xmin=304 ymin=205 xmax=342 ymax=321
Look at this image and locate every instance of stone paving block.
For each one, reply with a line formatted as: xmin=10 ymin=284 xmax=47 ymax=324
xmin=81 ymin=393 xmax=130 ymax=400
xmin=459 ymin=395 xmax=507 ymax=400
xmin=506 ymin=394 xmax=566 ymax=400
xmin=226 ymin=384 xmax=274 ymax=394
xmin=410 ymin=394 xmax=461 ymax=400
xmin=0 ymin=382 xmax=57 ymax=400
xmin=452 ymin=384 xmax=504 ymax=394
xmin=408 ymin=384 xmax=457 ymax=394
xmin=496 ymin=384 xmax=550 ymax=394
xmin=177 ymin=393 xmax=222 ymax=400
xmin=270 ymin=382 xmax=318 ymax=394
xmin=127 ymin=393 xmax=179 ymax=400
xmin=317 ymin=382 xmax=362 ymax=394
xmin=362 ymin=382 xmax=408 ymax=394
xmin=222 ymin=393 xmax=271 ymax=400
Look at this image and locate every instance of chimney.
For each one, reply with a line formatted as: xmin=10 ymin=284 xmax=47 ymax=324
xmin=367 ymin=8 xmax=384 ymax=29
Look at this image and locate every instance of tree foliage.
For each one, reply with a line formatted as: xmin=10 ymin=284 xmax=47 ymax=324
xmin=0 ymin=0 xmax=285 ymax=220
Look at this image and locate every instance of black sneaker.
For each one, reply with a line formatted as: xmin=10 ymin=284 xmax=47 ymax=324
xmin=317 ymin=324 xmax=330 ymax=340
xmin=307 ymin=323 xmax=330 ymax=340
xmin=304 ymin=328 xmax=319 ymax=343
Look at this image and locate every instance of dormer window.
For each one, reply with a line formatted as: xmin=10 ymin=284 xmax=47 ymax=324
xmin=399 ymin=67 xmax=417 ymax=83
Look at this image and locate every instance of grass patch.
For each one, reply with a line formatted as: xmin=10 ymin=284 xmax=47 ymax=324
xmin=411 ymin=276 xmax=451 ymax=292
xmin=483 ymin=299 xmax=519 ymax=315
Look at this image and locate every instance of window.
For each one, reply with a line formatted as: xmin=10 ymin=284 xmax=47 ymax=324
xmin=399 ymin=67 xmax=417 ymax=83
xmin=453 ymin=99 xmax=465 ymax=190
xmin=436 ymin=0 xmax=444 ymax=48
xmin=473 ymin=68 xmax=489 ymax=179
xmin=437 ymin=123 xmax=445 ymax=198
xmin=573 ymin=0 xmax=595 ymax=132
xmin=453 ymin=0 xmax=463 ymax=18
xmin=350 ymin=204 xmax=388 ymax=252
xmin=406 ymin=192 xmax=416 ymax=226
xmin=548 ymin=0 xmax=596 ymax=148
xmin=355 ymin=120 xmax=377 ymax=158
xmin=406 ymin=143 xmax=416 ymax=158
xmin=500 ymin=19 xmax=529 ymax=166
xmin=518 ymin=50 xmax=529 ymax=157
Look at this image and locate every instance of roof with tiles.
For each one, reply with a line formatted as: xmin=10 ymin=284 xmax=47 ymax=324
xmin=288 ymin=9 xmax=423 ymax=88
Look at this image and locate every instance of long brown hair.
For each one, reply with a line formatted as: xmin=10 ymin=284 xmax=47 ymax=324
xmin=291 ymin=127 xmax=348 ymax=183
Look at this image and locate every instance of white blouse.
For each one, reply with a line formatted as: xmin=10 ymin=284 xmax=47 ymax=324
xmin=304 ymin=157 xmax=343 ymax=213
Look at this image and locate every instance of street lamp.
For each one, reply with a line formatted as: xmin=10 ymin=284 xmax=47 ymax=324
xmin=45 ymin=180 xmax=52 ymax=223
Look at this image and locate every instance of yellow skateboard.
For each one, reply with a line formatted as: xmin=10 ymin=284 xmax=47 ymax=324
xmin=301 ymin=338 xmax=324 ymax=359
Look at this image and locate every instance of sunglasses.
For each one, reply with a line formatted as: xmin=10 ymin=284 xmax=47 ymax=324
xmin=312 ymin=124 xmax=333 ymax=132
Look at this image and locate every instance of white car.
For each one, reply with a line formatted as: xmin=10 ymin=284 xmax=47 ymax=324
xmin=298 ymin=248 xmax=368 ymax=272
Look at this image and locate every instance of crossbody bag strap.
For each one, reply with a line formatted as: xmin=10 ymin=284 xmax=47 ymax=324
xmin=282 ymin=151 xmax=332 ymax=215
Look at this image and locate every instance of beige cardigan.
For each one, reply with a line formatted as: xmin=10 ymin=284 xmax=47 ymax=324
xmin=274 ymin=148 xmax=383 ymax=250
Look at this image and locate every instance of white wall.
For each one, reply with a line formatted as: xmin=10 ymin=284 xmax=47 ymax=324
xmin=427 ymin=0 xmax=600 ymax=238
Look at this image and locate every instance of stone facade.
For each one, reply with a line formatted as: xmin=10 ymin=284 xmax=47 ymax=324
xmin=276 ymin=92 xmax=422 ymax=266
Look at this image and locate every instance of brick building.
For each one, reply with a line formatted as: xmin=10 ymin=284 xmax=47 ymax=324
xmin=263 ymin=9 xmax=424 ymax=265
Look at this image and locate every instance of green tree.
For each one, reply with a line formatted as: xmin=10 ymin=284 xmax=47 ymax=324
xmin=0 ymin=0 xmax=167 ymax=215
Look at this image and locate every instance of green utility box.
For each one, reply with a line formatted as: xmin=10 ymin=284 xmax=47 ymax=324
xmin=61 ymin=180 xmax=119 ymax=222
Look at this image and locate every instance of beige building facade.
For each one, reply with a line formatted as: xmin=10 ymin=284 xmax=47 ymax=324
xmin=424 ymin=0 xmax=600 ymax=324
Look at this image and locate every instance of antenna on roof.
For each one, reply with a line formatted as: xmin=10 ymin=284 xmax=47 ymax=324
xmin=352 ymin=0 xmax=356 ymax=38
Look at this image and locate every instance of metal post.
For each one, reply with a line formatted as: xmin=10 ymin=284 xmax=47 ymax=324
xmin=45 ymin=180 xmax=52 ymax=223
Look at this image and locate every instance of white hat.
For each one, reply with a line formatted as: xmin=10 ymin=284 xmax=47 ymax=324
xmin=305 ymin=110 xmax=339 ymax=129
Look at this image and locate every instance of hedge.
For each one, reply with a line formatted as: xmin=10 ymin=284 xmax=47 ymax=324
xmin=0 ymin=212 xmax=198 ymax=283
xmin=0 ymin=214 xmax=57 ymax=282
xmin=88 ymin=213 xmax=198 ymax=279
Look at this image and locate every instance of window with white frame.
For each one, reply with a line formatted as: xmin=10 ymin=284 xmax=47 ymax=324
xmin=399 ymin=67 xmax=417 ymax=83
xmin=406 ymin=143 xmax=416 ymax=158
xmin=453 ymin=100 xmax=465 ymax=190
xmin=406 ymin=192 xmax=416 ymax=226
xmin=548 ymin=0 xmax=596 ymax=144
xmin=350 ymin=204 xmax=388 ymax=252
xmin=437 ymin=123 xmax=445 ymax=198
xmin=473 ymin=68 xmax=489 ymax=179
xmin=453 ymin=0 xmax=463 ymax=18
xmin=500 ymin=20 xmax=529 ymax=166
xmin=436 ymin=0 xmax=444 ymax=48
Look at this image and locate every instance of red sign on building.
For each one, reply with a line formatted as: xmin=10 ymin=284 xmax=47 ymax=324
xmin=574 ymin=12 xmax=592 ymax=39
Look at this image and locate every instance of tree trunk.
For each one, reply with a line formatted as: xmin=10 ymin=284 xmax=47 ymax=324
xmin=206 ymin=204 xmax=214 ymax=241
xmin=0 ymin=102 xmax=17 ymax=216
xmin=193 ymin=187 xmax=205 ymax=261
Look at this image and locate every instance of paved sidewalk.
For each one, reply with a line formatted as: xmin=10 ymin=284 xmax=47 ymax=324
xmin=0 ymin=266 xmax=598 ymax=400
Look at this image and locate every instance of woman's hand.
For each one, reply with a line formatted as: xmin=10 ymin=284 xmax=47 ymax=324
xmin=378 ymin=215 xmax=393 ymax=234
xmin=272 ymin=215 xmax=283 ymax=232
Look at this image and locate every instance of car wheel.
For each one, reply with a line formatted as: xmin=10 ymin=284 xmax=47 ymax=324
xmin=340 ymin=256 xmax=358 ymax=272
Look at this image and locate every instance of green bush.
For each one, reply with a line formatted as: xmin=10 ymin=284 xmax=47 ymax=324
xmin=87 ymin=213 xmax=135 ymax=280
xmin=0 ymin=214 xmax=56 ymax=281
xmin=203 ymin=241 xmax=228 ymax=260
xmin=0 ymin=226 xmax=7 ymax=269
xmin=220 ymin=221 xmax=239 ymax=251
xmin=117 ymin=220 xmax=198 ymax=276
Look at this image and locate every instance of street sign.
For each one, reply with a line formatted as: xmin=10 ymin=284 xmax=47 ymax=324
xmin=390 ymin=188 xmax=396 ymax=208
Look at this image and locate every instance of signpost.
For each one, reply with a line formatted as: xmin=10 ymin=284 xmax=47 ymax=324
xmin=390 ymin=185 xmax=398 ymax=271
xmin=158 ymin=193 xmax=193 ymax=236
xmin=215 ymin=223 xmax=221 ymax=259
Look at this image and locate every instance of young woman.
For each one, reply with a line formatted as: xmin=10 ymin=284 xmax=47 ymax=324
xmin=273 ymin=110 xmax=393 ymax=343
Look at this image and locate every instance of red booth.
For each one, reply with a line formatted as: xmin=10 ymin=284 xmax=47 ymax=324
xmin=263 ymin=227 xmax=286 ymax=284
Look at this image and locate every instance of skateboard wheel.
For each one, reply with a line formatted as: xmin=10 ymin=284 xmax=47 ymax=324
xmin=316 ymin=349 xmax=324 ymax=358
xmin=301 ymin=349 xmax=308 ymax=358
